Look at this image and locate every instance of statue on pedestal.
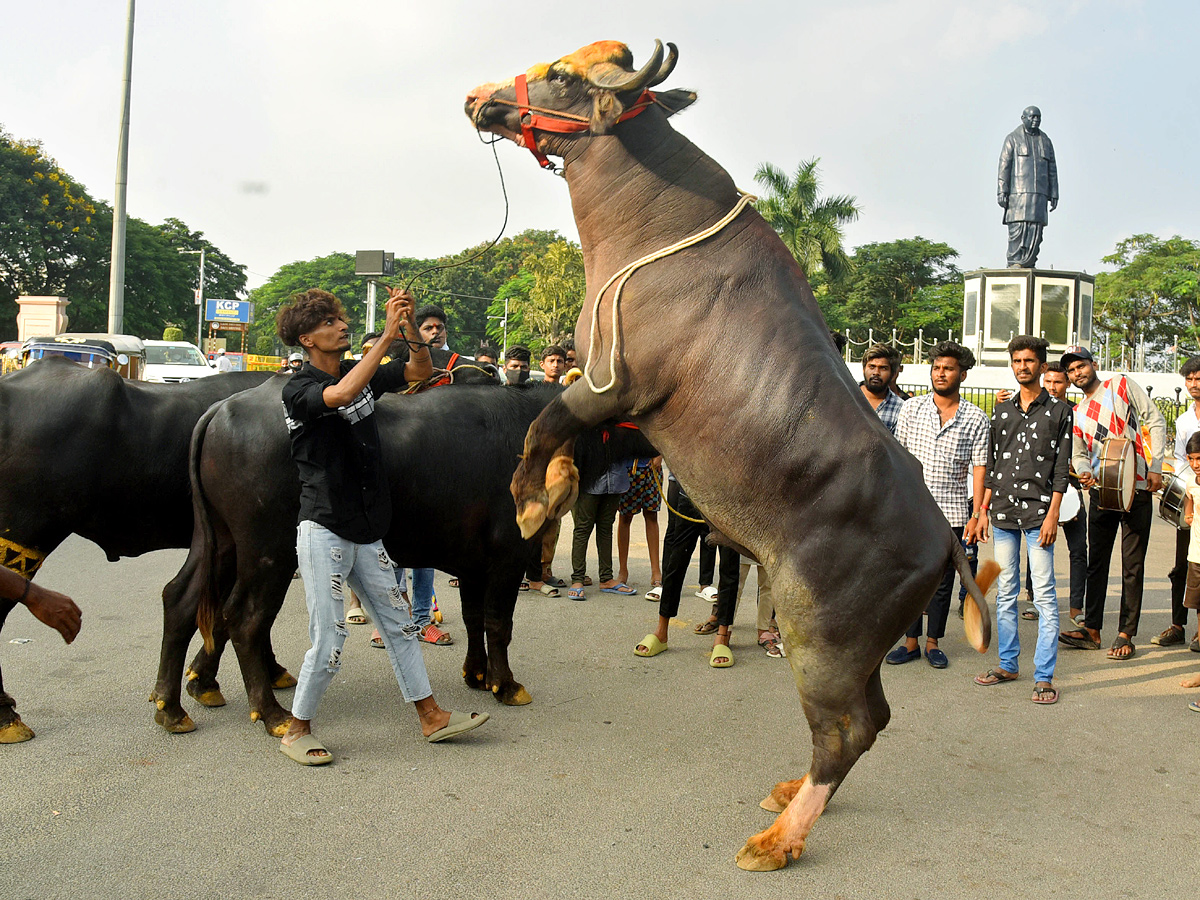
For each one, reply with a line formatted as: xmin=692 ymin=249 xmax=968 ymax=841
xmin=997 ymin=106 xmax=1058 ymax=268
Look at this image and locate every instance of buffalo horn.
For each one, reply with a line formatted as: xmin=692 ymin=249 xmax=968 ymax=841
xmin=587 ymin=40 xmax=665 ymax=93
xmin=647 ymin=42 xmax=678 ymax=87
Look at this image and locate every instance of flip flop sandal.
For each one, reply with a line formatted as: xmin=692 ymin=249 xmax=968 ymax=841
xmin=370 ymin=635 xmax=385 ymax=649
xmin=536 ymin=584 xmax=561 ymax=597
xmin=448 ymin=578 xmax=459 ymax=588
xmin=759 ymin=634 xmax=786 ymax=658
xmin=693 ymin=618 xmax=719 ymax=635
xmin=518 ymin=581 xmax=530 ymax=592
xmin=1107 ymin=636 xmax=1136 ymax=660
xmin=1189 ymin=700 xmax=1200 ymax=713
xmin=1058 ymin=630 xmax=1101 ymax=650
xmin=634 ymin=634 xmax=668 ymax=657
xmin=345 ymin=608 xmax=368 ymax=625
xmin=419 ymin=623 xmax=454 ymax=645
xmin=567 ymin=587 xmax=586 ymax=600
xmin=543 ymin=576 xmax=567 ymax=588
xmin=1031 ymin=682 xmax=1059 ymax=704
xmin=426 ymin=710 xmax=489 ymax=743
xmin=709 ymin=643 xmax=734 ymax=668
xmin=645 ymin=582 xmax=663 ymax=601
xmin=600 ymin=582 xmax=637 ymax=595
xmin=279 ymin=734 xmax=333 ymax=766
xmin=581 ymin=576 xmax=593 ymax=586
xmin=1021 ymin=607 xmax=1038 ymax=620
xmin=973 ymin=667 xmax=1018 ymax=686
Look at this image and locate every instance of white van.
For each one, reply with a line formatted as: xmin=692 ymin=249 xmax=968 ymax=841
xmin=143 ymin=340 xmax=217 ymax=383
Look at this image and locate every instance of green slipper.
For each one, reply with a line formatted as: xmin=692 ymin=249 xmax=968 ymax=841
xmin=710 ymin=643 xmax=734 ymax=668
xmin=426 ymin=710 xmax=489 ymax=743
xmin=635 ymin=634 xmax=667 ymax=657
xmin=279 ymin=734 xmax=332 ymax=766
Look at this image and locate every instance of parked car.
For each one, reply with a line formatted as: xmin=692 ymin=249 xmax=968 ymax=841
xmin=22 ymin=333 xmax=146 ymax=380
xmin=143 ymin=340 xmax=217 ymax=383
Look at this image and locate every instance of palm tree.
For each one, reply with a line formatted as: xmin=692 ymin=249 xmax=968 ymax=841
xmin=753 ymin=159 xmax=861 ymax=284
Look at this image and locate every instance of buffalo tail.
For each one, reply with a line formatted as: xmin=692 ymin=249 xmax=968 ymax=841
xmin=951 ymin=531 xmax=995 ymax=653
xmin=191 ymin=402 xmax=223 ymax=654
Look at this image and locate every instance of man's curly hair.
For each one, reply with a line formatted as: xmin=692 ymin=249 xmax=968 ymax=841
xmin=276 ymin=289 xmax=347 ymax=347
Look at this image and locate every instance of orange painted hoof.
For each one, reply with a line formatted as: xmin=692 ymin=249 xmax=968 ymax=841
xmin=0 ymin=716 xmax=35 ymax=743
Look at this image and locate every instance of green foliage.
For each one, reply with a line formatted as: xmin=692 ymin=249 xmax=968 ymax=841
xmin=489 ymin=270 xmax=536 ymax=349
xmin=523 ymin=240 xmax=585 ymax=348
xmin=247 ymin=252 xmax=364 ymax=352
xmin=0 ymin=129 xmax=100 ymax=338
xmin=255 ymin=335 xmax=273 ymax=355
xmin=825 ymin=237 xmax=961 ymax=345
xmin=162 ymin=326 xmax=183 ymax=341
xmin=753 ymin=159 xmax=861 ymax=284
xmin=1094 ymin=234 xmax=1200 ymax=356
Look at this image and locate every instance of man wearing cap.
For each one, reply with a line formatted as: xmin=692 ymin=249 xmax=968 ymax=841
xmin=215 ymin=348 xmax=232 ymax=373
xmin=1058 ymin=345 xmax=1166 ymax=660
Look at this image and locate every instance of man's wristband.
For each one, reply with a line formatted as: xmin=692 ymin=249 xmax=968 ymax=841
xmin=17 ymin=578 xmax=31 ymax=604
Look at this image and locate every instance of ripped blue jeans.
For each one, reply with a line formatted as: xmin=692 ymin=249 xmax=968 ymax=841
xmin=291 ymin=521 xmax=432 ymax=721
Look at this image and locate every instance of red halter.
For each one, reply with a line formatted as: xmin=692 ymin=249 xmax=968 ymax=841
xmin=513 ymin=73 xmax=655 ymax=171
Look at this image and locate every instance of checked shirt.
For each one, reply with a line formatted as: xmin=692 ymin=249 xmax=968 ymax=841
xmin=895 ymin=393 xmax=991 ymax=528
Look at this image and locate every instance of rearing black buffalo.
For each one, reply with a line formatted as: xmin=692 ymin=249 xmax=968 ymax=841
xmin=0 ymin=359 xmax=272 ymax=743
xmin=466 ymin=40 xmax=995 ymax=870
xmin=152 ymin=379 xmax=655 ymax=737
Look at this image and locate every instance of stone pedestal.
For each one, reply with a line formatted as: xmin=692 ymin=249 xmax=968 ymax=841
xmin=15 ymin=296 xmax=70 ymax=340
xmin=961 ymin=269 xmax=1094 ymax=367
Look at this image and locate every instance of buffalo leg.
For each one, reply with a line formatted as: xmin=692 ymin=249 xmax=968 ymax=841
xmin=150 ymin=557 xmax=204 ymax=733
xmin=512 ymin=384 xmax=629 ymax=538
xmin=223 ymin=569 xmax=295 ymax=736
xmin=483 ymin=565 xmax=530 ymax=706
xmin=0 ymin=599 xmax=35 ymax=743
xmin=459 ymin=576 xmax=489 ymax=693
xmin=736 ymin=594 xmax=887 ymax=871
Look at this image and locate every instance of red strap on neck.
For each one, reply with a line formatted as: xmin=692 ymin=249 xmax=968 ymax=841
xmin=447 ymin=352 xmax=460 ymax=369
xmin=514 ymin=73 xmax=655 ymax=171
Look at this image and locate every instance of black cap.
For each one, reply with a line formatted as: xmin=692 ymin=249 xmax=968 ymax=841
xmin=1061 ymin=345 xmax=1094 ymax=367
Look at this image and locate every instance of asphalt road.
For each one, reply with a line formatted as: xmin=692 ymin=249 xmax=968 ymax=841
xmin=2 ymin=517 xmax=1198 ymax=900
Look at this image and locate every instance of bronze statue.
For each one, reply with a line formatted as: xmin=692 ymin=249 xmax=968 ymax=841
xmin=997 ymin=106 xmax=1058 ymax=267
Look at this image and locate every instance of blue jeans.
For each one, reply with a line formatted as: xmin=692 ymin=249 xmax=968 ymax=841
xmin=292 ymin=521 xmax=432 ymax=720
xmin=993 ymin=526 xmax=1059 ymax=682
xmin=407 ymin=568 xmax=435 ymax=628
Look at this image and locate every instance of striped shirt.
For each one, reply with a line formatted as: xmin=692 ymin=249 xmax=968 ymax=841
xmin=895 ymin=393 xmax=991 ymax=527
xmin=1069 ymin=374 xmax=1165 ymax=490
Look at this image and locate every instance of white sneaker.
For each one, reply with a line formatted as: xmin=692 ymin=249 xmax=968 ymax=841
xmin=694 ymin=585 xmax=718 ymax=601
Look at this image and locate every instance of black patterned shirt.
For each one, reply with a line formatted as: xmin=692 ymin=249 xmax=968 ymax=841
xmin=986 ymin=389 xmax=1072 ymax=530
xmin=281 ymin=359 xmax=408 ymax=543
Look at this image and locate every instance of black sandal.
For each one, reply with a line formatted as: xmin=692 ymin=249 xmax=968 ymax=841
xmin=1107 ymin=635 xmax=1136 ymax=660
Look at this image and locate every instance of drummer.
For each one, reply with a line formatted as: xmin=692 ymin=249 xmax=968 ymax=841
xmin=1058 ymin=346 xmax=1166 ymax=661
xmin=1156 ymin=356 xmax=1200 ymax=652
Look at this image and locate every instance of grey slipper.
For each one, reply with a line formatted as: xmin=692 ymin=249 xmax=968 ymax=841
xmin=280 ymin=734 xmax=333 ymax=766
xmin=426 ymin=710 xmax=489 ymax=743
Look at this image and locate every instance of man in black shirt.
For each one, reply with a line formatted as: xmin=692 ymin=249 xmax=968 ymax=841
xmin=974 ymin=336 xmax=1071 ymax=704
xmin=276 ymin=287 xmax=487 ymax=764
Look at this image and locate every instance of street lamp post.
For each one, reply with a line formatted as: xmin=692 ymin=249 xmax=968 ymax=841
xmin=177 ymin=248 xmax=205 ymax=347
xmin=486 ymin=297 xmax=510 ymax=357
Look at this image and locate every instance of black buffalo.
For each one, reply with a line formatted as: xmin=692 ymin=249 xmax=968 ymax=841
xmin=468 ymin=41 xmax=995 ymax=870
xmin=150 ymin=380 xmax=654 ymax=736
xmin=0 ymin=359 xmax=272 ymax=743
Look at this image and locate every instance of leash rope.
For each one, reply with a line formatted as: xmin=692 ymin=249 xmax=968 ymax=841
xmin=646 ymin=466 xmax=706 ymax=524
xmin=582 ymin=191 xmax=757 ymax=394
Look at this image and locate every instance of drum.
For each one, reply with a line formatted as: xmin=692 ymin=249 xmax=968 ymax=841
xmin=1096 ymin=436 xmax=1137 ymax=512
xmin=1159 ymin=472 xmax=1191 ymax=530
xmin=1058 ymin=485 xmax=1082 ymax=523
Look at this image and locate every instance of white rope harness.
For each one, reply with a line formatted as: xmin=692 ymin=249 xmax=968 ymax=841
xmin=582 ymin=191 xmax=757 ymax=394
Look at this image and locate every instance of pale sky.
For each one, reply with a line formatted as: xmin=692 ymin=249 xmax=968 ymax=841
xmin=3 ymin=1 xmax=1196 ymax=291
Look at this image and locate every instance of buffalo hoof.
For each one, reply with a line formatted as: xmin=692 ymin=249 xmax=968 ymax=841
xmin=154 ymin=708 xmax=197 ymax=734
xmin=252 ymin=710 xmax=292 ymax=737
xmin=760 ymin=776 xmax=806 ymax=812
xmin=186 ymin=683 xmax=227 ymax=708
xmin=463 ymin=668 xmax=488 ymax=690
xmin=735 ymin=831 xmax=797 ymax=872
xmin=271 ymin=670 xmax=298 ymax=690
xmin=492 ymin=682 xmax=532 ymax=706
xmin=0 ymin=716 xmax=35 ymax=744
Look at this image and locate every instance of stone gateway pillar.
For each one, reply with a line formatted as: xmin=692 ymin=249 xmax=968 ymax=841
xmin=15 ymin=296 xmax=70 ymax=340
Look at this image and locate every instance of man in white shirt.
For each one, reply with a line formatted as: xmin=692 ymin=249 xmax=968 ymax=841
xmin=1158 ymin=355 xmax=1200 ymax=651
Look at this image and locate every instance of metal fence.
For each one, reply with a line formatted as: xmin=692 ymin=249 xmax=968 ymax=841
xmin=899 ymin=384 xmax=1190 ymax=446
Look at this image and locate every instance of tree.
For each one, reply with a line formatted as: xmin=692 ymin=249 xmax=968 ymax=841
xmin=753 ymin=158 xmax=861 ymax=284
xmin=1094 ymin=234 xmax=1200 ymax=358
xmin=0 ymin=129 xmax=100 ymax=337
xmin=246 ymin=253 xmax=366 ymax=355
xmin=522 ymin=240 xmax=585 ymax=347
xmin=826 ymin=237 xmax=961 ymax=346
xmin=487 ymin=270 xmax=535 ymax=350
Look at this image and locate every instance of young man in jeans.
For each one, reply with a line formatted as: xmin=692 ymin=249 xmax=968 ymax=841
xmin=276 ymin=287 xmax=487 ymax=764
xmin=974 ymin=336 xmax=1072 ymax=703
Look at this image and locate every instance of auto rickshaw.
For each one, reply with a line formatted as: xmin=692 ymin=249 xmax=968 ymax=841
xmin=21 ymin=333 xmax=147 ymax=380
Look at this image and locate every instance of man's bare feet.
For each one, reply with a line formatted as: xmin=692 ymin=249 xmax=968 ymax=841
xmin=1181 ymin=673 xmax=1200 ymax=688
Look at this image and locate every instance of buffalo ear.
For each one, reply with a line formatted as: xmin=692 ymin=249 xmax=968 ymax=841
xmin=590 ymin=91 xmax=624 ymax=134
xmin=654 ymin=89 xmax=697 ymax=117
